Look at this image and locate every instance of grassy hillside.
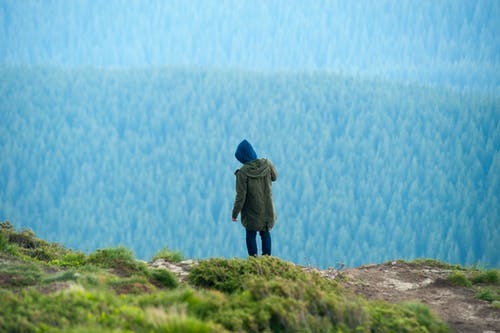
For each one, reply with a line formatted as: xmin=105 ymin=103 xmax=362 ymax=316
xmin=2 ymin=221 xmax=484 ymax=332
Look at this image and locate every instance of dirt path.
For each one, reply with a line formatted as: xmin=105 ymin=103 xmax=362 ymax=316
xmin=338 ymin=261 xmax=499 ymax=333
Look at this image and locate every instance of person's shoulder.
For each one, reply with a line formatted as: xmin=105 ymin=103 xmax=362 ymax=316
xmin=234 ymin=167 xmax=248 ymax=176
xmin=261 ymin=158 xmax=274 ymax=166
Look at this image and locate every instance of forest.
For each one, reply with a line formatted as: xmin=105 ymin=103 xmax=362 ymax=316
xmin=1 ymin=66 xmax=498 ymax=268
xmin=1 ymin=0 xmax=499 ymax=91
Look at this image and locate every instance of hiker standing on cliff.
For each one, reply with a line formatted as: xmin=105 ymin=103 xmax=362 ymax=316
xmin=232 ymin=140 xmax=278 ymax=256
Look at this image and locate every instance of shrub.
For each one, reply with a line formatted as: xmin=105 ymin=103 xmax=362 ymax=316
xmin=22 ymin=242 xmax=68 ymax=262
xmin=43 ymin=270 xmax=79 ymax=284
xmin=475 ymin=288 xmax=500 ymax=303
xmin=470 ymin=269 xmax=499 ymax=285
xmin=447 ymin=272 xmax=472 ymax=287
xmin=152 ymin=247 xmax=184 ymax=263
xmin=188 ymin=256 xmax=321 ymax=293
xmin=108 ymin=276 xmax=154 ymax=295
xmin=59 ymin=251 xmax=87 ymax=267
xmin=7 ymin=228 xmax=38 ymax=249
xmin=407 ymin=258 xmax=463 ymax=270
xmin=0 ymin=231 xmax=17 ymax=255
xmin=147 ymin=268 xmax=179 ymax=289
xmin=87 ymin=247 xmax=147 ymax=277
xmin=0 ymin=262 xmax=44 ymax=287
xmin=401 ymin=302 xmax=450 ymax=332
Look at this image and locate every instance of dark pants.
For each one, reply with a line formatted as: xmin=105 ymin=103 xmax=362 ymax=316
xmin=246 ymin=230 xmax=271 ymax=256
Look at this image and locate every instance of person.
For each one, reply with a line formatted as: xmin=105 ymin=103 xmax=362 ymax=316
xmin=232 ymin=139 xmax=278 ymax=256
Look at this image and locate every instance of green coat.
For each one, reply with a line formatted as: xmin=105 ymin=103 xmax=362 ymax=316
xmin=232 ymin=158 xmax=278 ymax=231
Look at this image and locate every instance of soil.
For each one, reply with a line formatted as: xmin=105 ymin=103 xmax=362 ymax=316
xmin=150 ymin=258 xmax=500 ymax=332
xmin=337 ymin=261 xmax=500 ymax=333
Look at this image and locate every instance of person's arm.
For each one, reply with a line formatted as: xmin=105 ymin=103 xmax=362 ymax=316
xmin=231 ymin=170 xmax=247 ymax=221
xmin=269 ymin=160 xmax=278 ymax=182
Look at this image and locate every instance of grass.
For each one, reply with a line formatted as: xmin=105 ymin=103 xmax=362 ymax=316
xmin=447 ymin=271 xmax=472 ymax=287
xmin=0 ymin=261 xmax=44 ymax=288
xmin=470 ymin=269 xmax=499 ymax=285
xmin=0 ymin=221 xmax=454 ymax=332
xmin=444 ymin=265 xmax=500 ymax=305
xmin=152 ymin=247 xmax=184 ymax=263
xmin=396 ymin=258 xmax=463 ymax=270
xmin=475 ymin=288 xmax=499 ymax=302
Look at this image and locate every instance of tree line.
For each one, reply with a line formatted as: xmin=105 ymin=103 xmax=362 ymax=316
xmin=0 ymin=66 xmax=498 ymax=268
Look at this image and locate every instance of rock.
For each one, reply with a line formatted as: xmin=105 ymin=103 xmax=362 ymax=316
xmin=148 ymin=259 xmax=198 ymax=282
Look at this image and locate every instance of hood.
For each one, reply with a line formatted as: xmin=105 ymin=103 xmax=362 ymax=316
xmin=235 ymin=140 xmax=257 ymax=164
xmin=239 ymin=158 xmax=271 ymax=178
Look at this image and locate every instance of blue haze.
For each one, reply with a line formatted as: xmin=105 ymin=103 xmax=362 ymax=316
xmin=0 ymin=1 xmax=499 ymax=268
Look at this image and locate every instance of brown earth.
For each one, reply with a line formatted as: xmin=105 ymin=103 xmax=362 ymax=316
xmin=153 ymin=259 xmax=499 ymax=333
xmin=336 ymin=261 xmax=499 ymax=333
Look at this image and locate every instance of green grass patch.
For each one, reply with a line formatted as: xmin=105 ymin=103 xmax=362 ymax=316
xmin=370 ymin=301 xmax=450 ymax=333
xmin=87 ymin=246 xmax=147 ymax=277
xmin=147 ymin=268 xmax=179 ymax=289
xmin=152 ymin=247 xmax=184 ymax=263
xmin=446 ymin=267 xmax=500 ymax=304
xmin=0 ymin=261 xmax=44 ymax=288
xmin=446 ymin=271 xmax=472 ymax=287
xmin=397 ymin=258 xmax=463 ymax=270
xmin=475 ymin=287 xmax=500 ymax=303
xmin=470 ymin=269 xmax=499 ymax=285
xmin=108 ymin=276 xmax=154 ymax=295
xmin=0 ymin=222 xmax=453 ymax=332
xmin=188 ymin=256 xmax=327 ymax=293
xmin=42 ymin=269 xmax=80 ymax=284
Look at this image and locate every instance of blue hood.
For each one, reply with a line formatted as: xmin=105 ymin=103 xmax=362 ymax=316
xmin=235 ymin=140 xmax=257 ymax=164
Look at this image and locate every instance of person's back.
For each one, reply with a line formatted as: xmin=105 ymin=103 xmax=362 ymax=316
xmin=232 ymin=140 xmax=277 ymax=256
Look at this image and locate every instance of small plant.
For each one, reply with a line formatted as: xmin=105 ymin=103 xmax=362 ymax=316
xmin=43 ymin=269 xmax=80 ymax=284
xmin=401 ymin=258 xmax=463 ymax=270
xmin=108 ymin=276 xmax=154 ymax=295
xmin=0 ymin=231 xmax=18 ymax=255
xmin=152 ymin=247 xmax=184 ymax=263
xmin=446 ymin=268 xmax=499 ymax=304
xmin=0 ymin=262 xmax=44 ymax=287
xmin=475 ymin=288 xmax=498 ymax=302
xmin=7 ymin=228 xmax=39 ymax=249
xmin=447 ymin=271 xmax=472 ymax=287
xmin=188 ymin=256 xmax=318 ymax=293
xmin=147 ymin=268 xmax=179 ymax=289
xmin=470 ymin=269 xmax=499 ymax=285
xmin=87 ymin=246 xmax=147 ymax=276
xmin=371 ymin=301 xmax=450 ymax=333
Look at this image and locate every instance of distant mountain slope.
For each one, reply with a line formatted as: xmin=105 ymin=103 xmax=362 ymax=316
xmin=0 ymin=66 xmax=499 ymax=268
xmin=1 ymin=1 xmax=499 ymax=90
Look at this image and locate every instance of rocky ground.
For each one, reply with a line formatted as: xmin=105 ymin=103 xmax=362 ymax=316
xmin=150 ymin=259 xmax=499 ymax=333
